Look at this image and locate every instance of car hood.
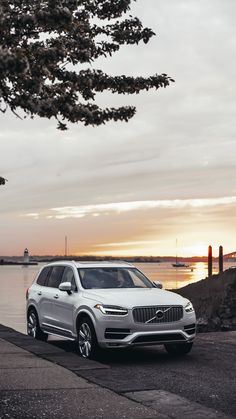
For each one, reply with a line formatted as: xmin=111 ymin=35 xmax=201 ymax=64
xmin=82 ymin=288 xmax=188 ymax=308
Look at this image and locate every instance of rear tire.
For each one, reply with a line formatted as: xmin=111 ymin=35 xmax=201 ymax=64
xmin=27 ymin=309 xmax=48 ymax=342
xmin=164 ymin=342 xmax=193 ymax=356
xmin=77 ymin=317 xmax=98 ymax=359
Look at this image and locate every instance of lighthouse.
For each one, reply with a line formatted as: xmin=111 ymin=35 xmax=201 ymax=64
xmin=23 ymin=248 xmax=29 ymax=264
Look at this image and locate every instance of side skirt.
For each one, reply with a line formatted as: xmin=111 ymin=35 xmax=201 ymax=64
xmin=42 ymin=323 xmax=76 ymax=340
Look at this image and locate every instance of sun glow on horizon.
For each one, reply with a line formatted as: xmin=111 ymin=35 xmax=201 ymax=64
xmin=16 ymin=196 xmax=236 ymax=259
xmin=181 ymin=244 xmax=209 ymax=258
xmin=76 ymin=241 xmax=211 ymax=258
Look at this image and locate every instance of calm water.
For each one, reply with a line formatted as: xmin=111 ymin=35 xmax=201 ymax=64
xmin=0 ymin=261 xmax=232 ymax=334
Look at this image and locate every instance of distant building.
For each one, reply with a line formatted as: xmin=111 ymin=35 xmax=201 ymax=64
xmin=23 ymin=248 xmax=29 ymax=263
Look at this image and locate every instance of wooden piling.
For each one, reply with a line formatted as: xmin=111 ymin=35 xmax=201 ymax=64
xmin=208 ymin=245 xmax=212 ymax=277
xmin=219 ymin=245 xmax=223 ymax=273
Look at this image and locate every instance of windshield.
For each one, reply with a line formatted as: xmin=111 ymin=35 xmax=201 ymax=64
xmin=78 ymin=267 xmax=153 ymax=289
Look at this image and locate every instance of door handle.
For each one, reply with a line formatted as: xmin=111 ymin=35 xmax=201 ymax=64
xmin=37 ymin=291 xmax=42 ymax=296
xmin=54 ymin=294 xmax=59 ymax=299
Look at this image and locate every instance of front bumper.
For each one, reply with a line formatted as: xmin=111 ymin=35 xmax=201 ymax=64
xmin=93 ymin=310 xmax=196 ymax=349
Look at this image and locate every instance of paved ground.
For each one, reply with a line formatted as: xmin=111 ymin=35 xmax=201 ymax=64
xmin=0 ymin=324 xmax=235 ymax=418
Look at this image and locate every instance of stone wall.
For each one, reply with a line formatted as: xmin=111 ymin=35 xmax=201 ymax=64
xmin=176 ymin=269 xmax=236 ymax=332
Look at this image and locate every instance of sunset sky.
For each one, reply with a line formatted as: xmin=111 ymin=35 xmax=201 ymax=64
xmin=1 ymin=0 xmax=236 ymax=258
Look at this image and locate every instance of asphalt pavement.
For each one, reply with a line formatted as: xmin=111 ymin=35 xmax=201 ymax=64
xmin=0 ymin=324 xmax=235 ymax=418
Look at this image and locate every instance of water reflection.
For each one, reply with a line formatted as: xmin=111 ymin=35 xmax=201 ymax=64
xmin=0 ymin=264 xmax=41 ymax=334
xmin=189 ymin=262 xmax=207 ymax=286
xmin=22 ymin=265 xmax=30 ymax=289
xmin=136 ymin=261 xmax=228 ymax=290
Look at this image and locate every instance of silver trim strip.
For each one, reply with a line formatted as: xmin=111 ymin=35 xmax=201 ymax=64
xmin=42 ymin=322 xmax=73 ymax=336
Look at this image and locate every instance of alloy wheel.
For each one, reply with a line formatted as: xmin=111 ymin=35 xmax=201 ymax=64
xmin=27 ymin=311 xmax=37 ymax=338
xmin=78 ymin=322 xmax=92 ymax=358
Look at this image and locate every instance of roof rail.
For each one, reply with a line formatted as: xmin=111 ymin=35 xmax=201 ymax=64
xmin=71 ymin=260 xmax=78 ymax=266
xmin=106 ymin=260 xmax=134 ymax=265
xmin=70 ymin=260 xmax=134 ymax=266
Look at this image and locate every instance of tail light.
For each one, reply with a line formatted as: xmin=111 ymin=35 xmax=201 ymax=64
xmin=26 ymin=288 xmax=29 ymax=300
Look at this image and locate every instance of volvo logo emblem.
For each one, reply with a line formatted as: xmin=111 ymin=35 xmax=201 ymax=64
xmin=145 ymin=307 xmax=172 ymax=324
xmin=155 ymin=310 xmax=164 ymax=319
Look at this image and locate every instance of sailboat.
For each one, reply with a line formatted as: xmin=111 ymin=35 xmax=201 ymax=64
xmin=172 ymin=239 xmax=189 ymax=268
xmin=172 ymin=260 xmax=188 ymax=268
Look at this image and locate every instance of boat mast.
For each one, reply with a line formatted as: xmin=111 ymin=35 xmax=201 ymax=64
xmin=175 ymin=238 xmax=178 ymax=264
xmin=65 ymin=235 xmax=68 ymax=257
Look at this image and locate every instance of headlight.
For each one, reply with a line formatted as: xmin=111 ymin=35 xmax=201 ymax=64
xmin=185 ymin=301 xmax=194 ymax=313
xmin=94 ymin=304 xmax=128 ymax=315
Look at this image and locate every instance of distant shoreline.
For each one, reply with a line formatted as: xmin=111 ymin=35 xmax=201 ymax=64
xmin=0 ymin=260 xmax=38 ymax=266
xmin=0 ymin=255 xmax=234 ymax=264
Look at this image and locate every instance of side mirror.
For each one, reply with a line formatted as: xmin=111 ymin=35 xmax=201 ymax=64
xmin=153 ymin=281 xmax=163 ymax=289
xmin=59 ymin=282 xmax=72 ymax=293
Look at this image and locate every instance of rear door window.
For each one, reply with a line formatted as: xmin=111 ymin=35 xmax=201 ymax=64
xmin=47 ymin=266 xmax=65 ymax=288
xmin=36 ymin=267 xmax=52 ymax=286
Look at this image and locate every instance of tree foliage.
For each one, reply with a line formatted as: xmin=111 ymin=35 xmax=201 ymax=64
xmin=0 ymin=0 xmax=174 ymax=129
xmin=0 ymin=177 xmax=7 ymax=185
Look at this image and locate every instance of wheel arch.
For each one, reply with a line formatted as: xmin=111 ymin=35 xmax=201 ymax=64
xmin=27 ymin=304 xmax=38 ymax=317
xmin=27 ymin=304 xmax=42 ymax=326
xmin=75 ymin=309 xmax=96 ymax=335
xmin=75 ymin=307 xmax=98 ymax=340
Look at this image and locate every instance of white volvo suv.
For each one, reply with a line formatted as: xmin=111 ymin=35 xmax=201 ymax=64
xmin=26 ymin=261 xmax=196 ymax=358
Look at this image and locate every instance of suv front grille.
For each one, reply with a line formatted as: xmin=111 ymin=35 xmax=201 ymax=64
xmin=133 ymin=306 xmax=183 ymax=324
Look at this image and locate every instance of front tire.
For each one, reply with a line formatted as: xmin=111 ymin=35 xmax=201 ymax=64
xmin=77 ymin=317 xmax=98 ymax=359
xmin=164 ymin=342 xmax=193 ymax=356
xmin=27 ymin=309 xmax=48 ymax=341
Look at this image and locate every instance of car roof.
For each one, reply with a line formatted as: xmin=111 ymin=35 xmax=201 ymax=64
xmin=44 ymin=260 xmax=135 ymax=269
